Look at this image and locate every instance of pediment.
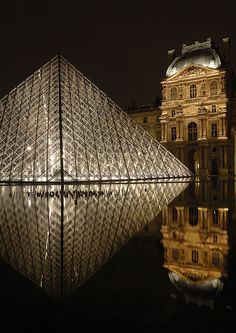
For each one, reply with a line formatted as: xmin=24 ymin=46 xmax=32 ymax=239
xmin=166 ymin=64 xmax=217 ymax=81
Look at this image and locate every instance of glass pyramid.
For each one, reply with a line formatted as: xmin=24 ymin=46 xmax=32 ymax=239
xmin=0 ymin=55 xmax=191 ymax=182
xmin=0 ymin=181 xmax=189 ymax=298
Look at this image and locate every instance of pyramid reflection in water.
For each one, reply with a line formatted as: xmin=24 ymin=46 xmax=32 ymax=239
xmin=0 ymin=55 xmax=191 ymax=182
xmin=0 ymin=181 xmax=188 ymax=298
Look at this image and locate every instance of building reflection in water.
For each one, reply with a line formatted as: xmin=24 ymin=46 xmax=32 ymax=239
xmin=0 ymin=181 xmax=188 ymax=299
xmin=161 ymin=180 xmax=234 ymax=309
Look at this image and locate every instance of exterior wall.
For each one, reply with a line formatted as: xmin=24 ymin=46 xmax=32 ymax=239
xmin=160 ymin=66 xmax=236 ymax=178
xmin=161 ymin=181 xmax=231 ymax=281
xmin=127 ymin=106 xmax=162 ymax=141
xmin=127 ymin=40 xmax=236 ymax=178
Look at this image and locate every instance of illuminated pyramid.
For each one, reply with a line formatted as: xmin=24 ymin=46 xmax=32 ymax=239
xmin=0 ymin=181 xmax=189 ymax=298
xmin=0 ymin=55 xmax=191 ymax=182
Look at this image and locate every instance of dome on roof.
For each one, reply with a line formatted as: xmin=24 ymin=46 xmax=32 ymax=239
xmin=168 ymin=271 xmax=223 ymax=300
xmin=166 ymin=48 xmax=221 ymax=77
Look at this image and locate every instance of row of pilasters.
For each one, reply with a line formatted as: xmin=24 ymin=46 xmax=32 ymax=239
xmin=161 ymin=122 xmax=167 ymax=141
xmin=219 ymin=117 xmax=227 ymax=138
xmin=165 ymin=206 xmax=228 ymax=231
xmin=198 ymin=207 xmax=228 ymax=230
xmin=161 ymin=116 xmax=227 ymax=142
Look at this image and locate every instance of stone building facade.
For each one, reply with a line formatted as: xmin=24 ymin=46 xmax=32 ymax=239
xmin=128 ymin=38 xmax=236 ymax=178
xmin=160 ymin=180 xmax=233 ymax=307
xmin=126 ymin=104 xmax=162 ymax=142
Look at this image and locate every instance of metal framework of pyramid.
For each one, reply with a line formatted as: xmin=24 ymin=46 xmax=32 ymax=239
xmin=0 ymin=55 xmax=191 ymax=182
xmin=0 ymin=181 xmax=188 ymax=298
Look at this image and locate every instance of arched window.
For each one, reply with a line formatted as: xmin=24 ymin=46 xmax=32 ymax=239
xmin=170 ymin=87 xmax=177 ymax=100
xmin=210 ymin=81 xmax=217 ymax=96
xmin=190 ymin=84 xmax=197 ymax=98
xmin=188 ymin=122 xmax=198 ymax=141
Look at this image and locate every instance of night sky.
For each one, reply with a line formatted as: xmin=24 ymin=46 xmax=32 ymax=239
xmin=1 ymin=0 xmax=236 ymax=109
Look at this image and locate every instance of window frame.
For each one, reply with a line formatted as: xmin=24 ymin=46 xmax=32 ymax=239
xmin=188 ymin=122 xmax=198 ymax=141
xmin=192 ymin=250 xmax=199 ymax=263
xmin=210 ymin=81 xmax=218 ymax=96
xmin=170 ymin=87 xmax=177 ymax=100
xmin=171 ymin=127 xmax=177 ymax=141
xmin=212 ymin=105 xmax=217 ymax=113
xmin=190 ymin=84 xmax=197 ymax=98
xmin=211 ymin=123 xmax=218 ymax=138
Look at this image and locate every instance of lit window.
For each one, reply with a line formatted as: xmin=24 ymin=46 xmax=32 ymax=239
xmin=171 ymin=110 xmax=176 ymax=117
xmin=172 ymin=249 xmax=179 ymax=261
xmin=170 ymin=87 xmax=177 ymax=100
xmin=212 ymin=105 xmax=217 ymax=113
xmin=171 ymin=127 xmax=177 ymax=141
xmin=188 ymin=122 xmax=198 ymax=141
xmin=210 ymin=81 xmax=217 ymax=96
xmin=212 ymin=252 xmax=220 ymax=266
xmin=190 ymin=84 xmax=197 ymax=98
xmin=211 ymin=123 xmax=218 ymax=137
xmin=143 ymin=116 xmax=147 ymax=123
xmin=213 ymin=209 xmax=219 ymax=225
xmin=192 ymin=250 xmax=199 ymax=263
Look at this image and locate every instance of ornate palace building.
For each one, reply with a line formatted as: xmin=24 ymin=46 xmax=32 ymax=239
xmin=128 ymin=38 xmax=236 ymax=178
xmin=160 ymin=180 xmax=233 ymax=308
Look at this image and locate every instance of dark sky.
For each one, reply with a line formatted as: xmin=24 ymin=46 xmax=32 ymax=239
xmin=1 ymin=0 xmax=236 ymax=108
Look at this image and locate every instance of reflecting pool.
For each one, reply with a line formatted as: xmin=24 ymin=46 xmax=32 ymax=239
xmin=0 ymin=181 xmax=188 ymax=298
xmin=1 ymin=179 xmax=236 ymax=331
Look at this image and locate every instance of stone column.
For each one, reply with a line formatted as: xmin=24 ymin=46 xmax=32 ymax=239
xmin=176 ymin=121 xmax=180 ymax=139
xmin=165 ymin=124 xmax=168 ymax=141
xmin=202 ymin=208 xmax=208 ymax=230
xmin=199 ymin=119 xmax=202 ymax=139
xmin=219 ymin=117 xmax=223 ymax=137
xmin=177 ymin=207 xmax=184 ymax=228
xmin=161 ymin=123 xmax=165 ymax=141
xmin=199 ymin=208 xmax=208 ymax=230
xmin=202 ymin=119 xmax=207 ymax=139
xmin=222 ymin=209 xmax=228 ymax=230
xmin=222 ymin=117 xmax=227 ymax=137
xmin=176 ymin=120 xmax=183 ymax=141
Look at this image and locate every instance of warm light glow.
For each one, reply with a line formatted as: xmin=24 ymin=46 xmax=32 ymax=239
xmin=0 ymin=55 xmax=191 ymax=183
